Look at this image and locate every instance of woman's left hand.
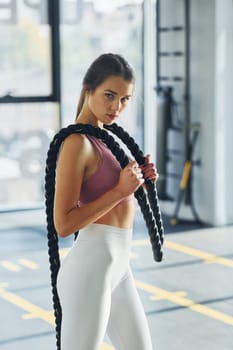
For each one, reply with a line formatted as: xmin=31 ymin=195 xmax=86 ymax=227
xmin=140 ymin=154 xmax=159 ymax=182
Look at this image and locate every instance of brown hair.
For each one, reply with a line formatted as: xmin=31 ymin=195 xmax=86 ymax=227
xmin=75 ymin=53 xmax=135 ymax=119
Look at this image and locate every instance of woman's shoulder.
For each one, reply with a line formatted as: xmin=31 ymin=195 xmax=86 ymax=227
xmin=62 ymin=133 xmax=92 ymax=151
xmin=63 ymin=132 xmax=86 ymax=146
xmin=59 ymin=133 xmax=94 ymax=164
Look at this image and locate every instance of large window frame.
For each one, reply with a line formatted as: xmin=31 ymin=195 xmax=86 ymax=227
xmin=0 ymin=0 xmax=61 ymax=107
xmin=0 ymin=0 xmax=148 ymax=211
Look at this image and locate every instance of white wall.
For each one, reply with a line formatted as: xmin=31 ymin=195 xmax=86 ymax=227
xmin=192 ymin=0 xmax=233 ymax=225
xmin=143 ymin=0 xmax=157 ymax=162
xmin=190 ymin=0 xmax=216 ymax=223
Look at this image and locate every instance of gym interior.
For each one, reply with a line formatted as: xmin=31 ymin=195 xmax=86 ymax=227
xmin=0 ymin=1 xmax=232 ymax=349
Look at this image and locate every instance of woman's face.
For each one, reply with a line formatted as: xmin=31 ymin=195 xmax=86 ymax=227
xmin=86 ymin=75 xmax=134 ymax=127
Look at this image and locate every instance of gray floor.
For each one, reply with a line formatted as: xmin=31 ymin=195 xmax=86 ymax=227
xmin=0 ymin=209 xmax=233 ymax=350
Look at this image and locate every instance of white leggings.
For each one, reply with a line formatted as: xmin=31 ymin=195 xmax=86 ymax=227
xmin=57 ymin=223 xmax=153 ymax=350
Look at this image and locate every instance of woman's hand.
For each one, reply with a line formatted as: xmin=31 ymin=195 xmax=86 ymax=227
xmin=140 ymin=154 xmax=159 ymax=182
xmin=116 ymin=160 xmax=144 ymax=197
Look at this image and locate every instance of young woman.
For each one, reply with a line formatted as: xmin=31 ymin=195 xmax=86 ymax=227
xmin=54 ymin=53 xmax=158 ymax=350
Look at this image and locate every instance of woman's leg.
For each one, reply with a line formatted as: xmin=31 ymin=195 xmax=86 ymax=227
xmin=57 ymin=239 xmax=112 ymax=350
xmin=106 ymin=268 xmax=153 ymax=350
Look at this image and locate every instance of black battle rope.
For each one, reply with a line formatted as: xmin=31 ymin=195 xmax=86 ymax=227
xmin=104 ymin=123 xmax=164 ymax=245
xmin=45 ymin=123 xmax=164 ymax=350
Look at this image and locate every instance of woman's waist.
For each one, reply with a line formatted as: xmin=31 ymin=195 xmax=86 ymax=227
xmin=77 ymin=223 xmax=133 ymax=244
xmin=94 ymin=199 xmax=135 ymax=229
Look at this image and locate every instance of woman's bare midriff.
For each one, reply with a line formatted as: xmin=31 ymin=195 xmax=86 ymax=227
xmin=94 ymin=199 xmax=135 ymax=229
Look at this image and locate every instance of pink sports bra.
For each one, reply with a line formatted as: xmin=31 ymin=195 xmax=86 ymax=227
xmin=78 ymin=135 xmax=134 ymax=206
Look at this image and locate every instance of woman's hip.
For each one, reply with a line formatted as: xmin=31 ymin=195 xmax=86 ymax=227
xmin=57 ymin=223 xmax=132 ymax=289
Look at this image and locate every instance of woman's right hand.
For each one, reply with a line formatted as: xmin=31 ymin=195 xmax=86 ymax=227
xmin=115 ymin=161 xmax=144 ymax=197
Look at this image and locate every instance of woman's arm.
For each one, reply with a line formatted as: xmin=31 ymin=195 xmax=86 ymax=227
xmin=54 ymin=134 xmax=143 ymax=237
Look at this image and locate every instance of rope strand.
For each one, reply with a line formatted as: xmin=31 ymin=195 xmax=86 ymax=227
xmin=105 ymin=123 xmax=164 ymax=247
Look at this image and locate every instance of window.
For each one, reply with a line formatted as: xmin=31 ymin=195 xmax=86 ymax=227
xmin=60 ymin=0 xmax=144 ymax=146
xmin=0 ymin=0 xmax=52 ymax=97
xmin=0 ymin=0 xmax=144 ymax=209
xmin=0 ymin=0 xmax=59 ymax=209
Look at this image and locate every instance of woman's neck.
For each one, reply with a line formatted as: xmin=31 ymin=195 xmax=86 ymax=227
xmin=75 ymin=105 xmax=103 ymax=128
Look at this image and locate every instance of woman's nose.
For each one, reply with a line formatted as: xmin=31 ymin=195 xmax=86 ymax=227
xmin=111 ymin=99 xmax=121 ymax=112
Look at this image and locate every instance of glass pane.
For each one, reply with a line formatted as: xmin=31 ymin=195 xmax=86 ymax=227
xmin=0 ymin=0 xmax=52 ymax=97
xmin=60 ymin=0 xmax=144 ymax=147
xmin=0 ymin=102 xmax=58 ymax=209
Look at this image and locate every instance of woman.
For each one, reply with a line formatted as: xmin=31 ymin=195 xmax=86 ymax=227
xmin=54 ymin=53 xmax=158 ymax=350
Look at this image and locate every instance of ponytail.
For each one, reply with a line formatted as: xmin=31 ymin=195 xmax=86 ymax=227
xmin=75 ymin=87 xmax=86 ymax=121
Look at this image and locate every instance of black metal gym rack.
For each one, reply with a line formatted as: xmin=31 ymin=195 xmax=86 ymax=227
xmin=155 ymin=0 xmax=201 ymax=224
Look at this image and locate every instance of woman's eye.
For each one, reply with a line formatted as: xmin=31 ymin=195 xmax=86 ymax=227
xmin=105 ymin=93 xmax=114 ymax=100
xmin=121 ymin=96 xmax=130 ymax=103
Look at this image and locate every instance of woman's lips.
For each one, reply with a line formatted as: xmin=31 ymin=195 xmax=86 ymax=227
xmin=107 ymin=114 xmax=118 ymax=120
